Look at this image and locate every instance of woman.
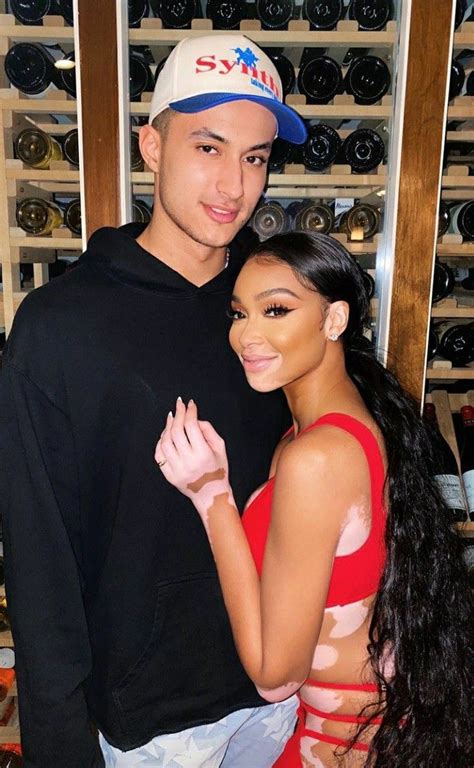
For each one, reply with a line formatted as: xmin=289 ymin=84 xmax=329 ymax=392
xmin=155 ymin=232 xmax=472 ymax=767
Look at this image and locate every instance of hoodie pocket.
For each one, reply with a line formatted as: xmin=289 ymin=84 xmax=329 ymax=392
xmin=112 ymin=572 xmax=242 ymax=742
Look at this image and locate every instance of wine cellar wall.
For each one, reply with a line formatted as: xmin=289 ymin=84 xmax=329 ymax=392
xmin=0 ymin=0 xmax=472 ymax=759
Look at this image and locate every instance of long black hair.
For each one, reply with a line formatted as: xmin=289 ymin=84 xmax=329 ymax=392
xmin=249 ymin=231 xmax=473 ymax=767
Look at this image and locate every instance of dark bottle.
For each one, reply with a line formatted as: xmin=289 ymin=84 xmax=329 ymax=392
xmin=424 ymin=403 xmax=467 ymax=523
xmin=302 ymin=0 xmax=343 ymax=30
xmin=268 ymin=139 xmax=295 ymax=173
xmin=54 ymin=0 xmax=74 ymax=25
xmin=62 ymin=128 xmax=79 ymax=166
xmin=205 ymin=0 xmax=247 ymax=29
xmin=348 ymin=0 xmax=394 ymax=31
xmin=298 ymin=55 xmax=342 ymax=104
xmin=256 ymin=0 xmax=295 ymax=30
xmin=0 ymin=606 xmax=10 ymax=632
xmin=466 ymin=70 xmax=474 ymax=95
xmin=152 ymin=0 xmax=198 ymax=29
xmin=10 ymin=0 xmax=51 ymax=24
xmin=16 ymin=198 xmax=63 ymax=236
xmin=340 ymin=128 xmax=385 ymax=173
xmin=251 ymin=201 xmax=288 ymax=240
xmin=450 ymin=59 xmax=465 ymax=101
xmin=450 ymin=201 xmax=474 ymax=240
xmin=4 ymin=43 xmax=57 ymax=95
xmin=15 ymin=128 xmax=63 ymax=168
xmin=302 ymin=123 xmax=341 ymax=172
xmin=438 ymin=323 xmax=474 ymax=367
xmin=130 ymin=50 xmax=154 ymax=100
xmin=427 ymin=325 xmax=439 ymax=361
xmin=130 ymin=131 xmax=144 ymax=172
xmin=460 ymin=405 xmax=474 ymax=520
xmin=133 ymin=199 xmax=152 ymax=224
xmin=0 ymin=747 xmax=22 ymax=768
xmin=56 ymin=51 xmax=76 ymax=98
xmin=455 ymin=0 xmax=467 ymax=29
xmin=154 ymin=56 xmax=169 ymax=85
xmin=362 ymin=270 xmax=375 ymax=300
xmin=344 ymin=55 xmax=391 ymax=105
xmin=461 ymin=268 xmax=474 ymax=290
xmin=129 ymin=0 xmax=150 ymax=27
xmin=432 ymin=260 xmax=455 ymax=303
xmin=337 ymin=203 xmax=380 ymax=240
xmin=64 ymin=199 xmax=81 ymax=235
xmin=293 ymin=202 xmax=334 ymax=234
xmin=438 ymin=200 xmax=450 ymax=237
xmin=265 ymin=52 xmax=295 ymax=97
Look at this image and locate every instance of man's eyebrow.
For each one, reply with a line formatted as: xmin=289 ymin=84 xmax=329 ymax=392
xmin=232 ymin=288 xmax=301 ymax=302
xmin=188 ymin=129 xmax=273 ymax=153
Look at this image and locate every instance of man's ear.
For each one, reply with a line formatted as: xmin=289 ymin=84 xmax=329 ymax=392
xmin=138 ymin=125 xmax=162 ymax=174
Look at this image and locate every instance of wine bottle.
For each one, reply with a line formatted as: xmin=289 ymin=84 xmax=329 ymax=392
xmin=265 ymin=52 xmax=295 ymax=97
xmin=64 ymin=199 xmax=81 ymax=236
xmin=62 ymin=128 xmax=79 ymax=166
xmin=16 ymin=198 xmax=63 ymax=236
xmin=450 ymin=59 xmax=465 ymax=101
xmin=132 ymin=200 xmax=152 ymax=224
xmin=4 ymin=43 xmax=58 ymax=96
xmin=348 ymin=0 xmax=394 ymax=31
xmin=455 ymin=0 xmax=467 ymax=29
xmin=205 ymin=0 xmax=247 ymax=29
xmin=460 ymin=405 xmax=474 ymax=520
xmin=268 ymin=139 xmax=295 ymax=173
xmin=10 ymin=0 xmax=51 ymax=24
xmin=152 ymin=0 xmax=198 ymax=29
xmin=130 ymin=131 xmax=144 ymax=171
xmin=153 ymin=56 xmax=169 ymax=85
xmin=432 ymin=260 xmax=455 ymax=303
xmin=251 ymin=201 xmax=288 ymax=240
xmin=302 ymin=0 xmax=343 ymax=30
xmin=15 ymin=128 xmax=63 ymax=169
xmin=424 ymin=403 xmax=468 ymax=523
xmin=337 ymin=204 xmax=380 ymax=240
xmin=54 ymin=0 xmax=74 ymax=25
xmin=461 ymin=268 xmax=474 ymax=290
xmin=0 ymin=747 xmax=22 ymax=768
xmin=340 ymin=128 xmax=385 ymax=173
xmin=438 ymin=323 xmax=474 ymax=367
xmin=297 ymin=55 xmax=342 ymax=104
xmin=0 ymin=608 xmax=10 ymax=633
xmin=302 ymin=123 xmax=341 ymax=172
xmin=52 ymin=49 xmax=76 ymax=98
xmin=438 ymin=200 xmax=450 ymax=237
xmin=256 ymin=0 xmax=295 ymax=30
xmin=293 ymin=202 xmax=334 ymax=234
xmin=427 ymin=325 xmax=439 ymax=360
xmin=450 ymin=201 xmax=474 ymax=240
xmin=130 ymin=50 xmax=154 ymax=100
xmin=362 ymin=270 xmax=375 ymax=300
xmin=129 ymin=0 xmax=150 ymax=27
xmin=344 ymin=55 xmax=391 ymax=105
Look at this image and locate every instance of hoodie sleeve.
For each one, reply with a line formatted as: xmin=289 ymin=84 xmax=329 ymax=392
xmin=0 ymin=357 xmax=104 ymax=768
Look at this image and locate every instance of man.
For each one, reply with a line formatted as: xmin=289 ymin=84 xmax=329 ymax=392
xmin=0 ymin=35 xmax=306 ymax=767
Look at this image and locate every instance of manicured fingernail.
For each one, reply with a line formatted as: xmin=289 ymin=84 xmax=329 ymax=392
xmin=168 ymin=411 xmax=173 ymax=419
xmin=177 ymin=396 xmax=182 ymax=403
xmin=189 ymin=398 xmax=194 ymax=405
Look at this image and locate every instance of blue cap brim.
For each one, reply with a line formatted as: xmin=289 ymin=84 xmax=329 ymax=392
xmin=170 ymin=93 xmax=307 ymax=144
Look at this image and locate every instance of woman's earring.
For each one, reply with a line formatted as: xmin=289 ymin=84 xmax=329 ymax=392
xmin=328 ymin=333 xmax=339 ymax=341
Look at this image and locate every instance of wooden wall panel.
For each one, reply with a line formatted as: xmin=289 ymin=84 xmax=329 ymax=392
xmin=77 ymin=0 xmax=121 ymax=237
xmin=387 ymin=0 xmax=454 ymax=403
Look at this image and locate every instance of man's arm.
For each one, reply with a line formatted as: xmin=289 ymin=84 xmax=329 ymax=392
xmin=0 ymin=359 xmax=104 ymax=768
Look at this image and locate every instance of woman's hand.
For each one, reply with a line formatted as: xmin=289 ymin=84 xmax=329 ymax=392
xmin=155 ymin=398 xmax=231 ymax=511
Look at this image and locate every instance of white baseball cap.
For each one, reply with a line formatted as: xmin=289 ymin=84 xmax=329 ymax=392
xmin=148 ymin=34 xmax=307 ymax=144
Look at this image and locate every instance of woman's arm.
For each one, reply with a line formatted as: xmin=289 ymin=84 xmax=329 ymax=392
xmin=156 ymin=399 xmax=366 ymax=696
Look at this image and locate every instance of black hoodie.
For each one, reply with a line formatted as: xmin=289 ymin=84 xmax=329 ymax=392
xmin=0 ymin=224 xmax=289 ymax=767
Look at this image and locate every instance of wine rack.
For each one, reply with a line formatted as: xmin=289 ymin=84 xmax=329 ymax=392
xmin=426 ymin=18 xmax=474 ymax=384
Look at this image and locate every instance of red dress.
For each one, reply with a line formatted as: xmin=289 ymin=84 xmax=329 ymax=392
xmin=241 ymin=413 xmax=387 ymax=766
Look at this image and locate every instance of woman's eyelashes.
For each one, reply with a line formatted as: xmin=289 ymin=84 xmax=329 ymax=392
xmin=227 ymin=303 xmax=293 ymax=321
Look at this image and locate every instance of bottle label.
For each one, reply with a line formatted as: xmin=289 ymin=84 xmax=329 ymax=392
xmin=0 ymin=649 xmax=14 ymax=669
xmin=462 ymin=469 xmax=474 ymax=514
xmin=434 ymin=474 xmax=467 ymax=513
xmin=334 ymin=197 xmax=354 ymax=218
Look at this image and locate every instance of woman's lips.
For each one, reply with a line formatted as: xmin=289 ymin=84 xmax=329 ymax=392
xmin=203 ymin=204 xmax=239 ymax=224
xmin=242 ymin=355 xmax=277 ymax=372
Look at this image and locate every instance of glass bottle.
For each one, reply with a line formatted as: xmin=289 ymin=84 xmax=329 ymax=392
xmin=438 ymin=200 xmax=450 ymax=237
xmin=16 ymin=198 xmax=63 ymax=236
xmin=337 ymin=204 xmax=380 ymax=240
xmin=302 ymin=0 xmax=343 ymax=30
xmin=424 ymin=403 xmax=468 ymax=523
xmin=62 ymin=128 xmax=79 ymax=167
xmin=438 ymin=323 xmax=474 ymax=367
xmin=450 ymin=201 xmax=474 ymax=240
xmin=431 ymin=261 xmax=455 ymax=303
xmin=294 ymin=202 xmax=334 ymax=234
xmin=344 ymin=55 xmax=391 ymax=105
xmin=129 ymin=50 xmax=154 ymax=100
xmin=128 ymin=0 xmax=150 ymax=27
xmin=268 ymin=139 xmax=295 ymax=173
xmin=10 ymin=0 xmax=51 ymax=24
xmin=205 ymin=0 xmax=247 ymax=29
xmin=132 ymin=200 xmax=152 ymax=224
xmin=251 ymin=201 xmax=288 ymax=240
xmin=302 ymin=124 xmax=341 ymax=172
xmin=64 ymin=199 xmax=81 ymax=236
xmin=130 ymin=131 xmax=144 ymax=172
xmin=55 ymin=51 xmax=76 ymax=98
xmin=340 ymin=128 xmax=385 ymax=173
xmin=256 ymin=0 xmax=295 ymax=30
xmin=4 ymin=43 xmax=57 ymax=96
xmin=297 ymin=55 xmax=342 ymax=104
xmin=15 ymin=128 xmax=63 ymax=169
xmin=152 ymin=0 xmax=199 ymax=29
xmin=348 ymin=0 xmax=394 ymax=31
xmin=265 ymin=52 xmax=295 ymax=97
xmin=450 ymin=59 xmax=465 ymax=101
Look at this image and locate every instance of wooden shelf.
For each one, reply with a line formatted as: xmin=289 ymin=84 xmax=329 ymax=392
xmin=453 ymin=24 xmax=474 ymax=47
xmin=6 ymin=168 xmax=79 ymax=182
xmin=426 ymin=366 xmax=474 ymax=379
xmin=442 ymin=174 xmax=474 ymax=188
xmin=431 ymin=306 xmax=474 ymax=318
xmin=456 ymin=521 xmax=474 ymax=536
xmin=0 ymin=727 xmax=20 ymax=744
xmin=132 ymin=170 xmax=387 ymax=187
xmin=0 ymin=95 xmax=77 ymax=114
xmin=0 ymin=17 xmax=73 ymax=42
xmin=0 ymin=632 xmax=13 ymax=648
xmin=128 ymin=25 xmax=396 ymax=48
xmin=9 ymin=235 xmax=82 ymax=249
xmin=437 ymin=243 xmax=474 ymax=256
